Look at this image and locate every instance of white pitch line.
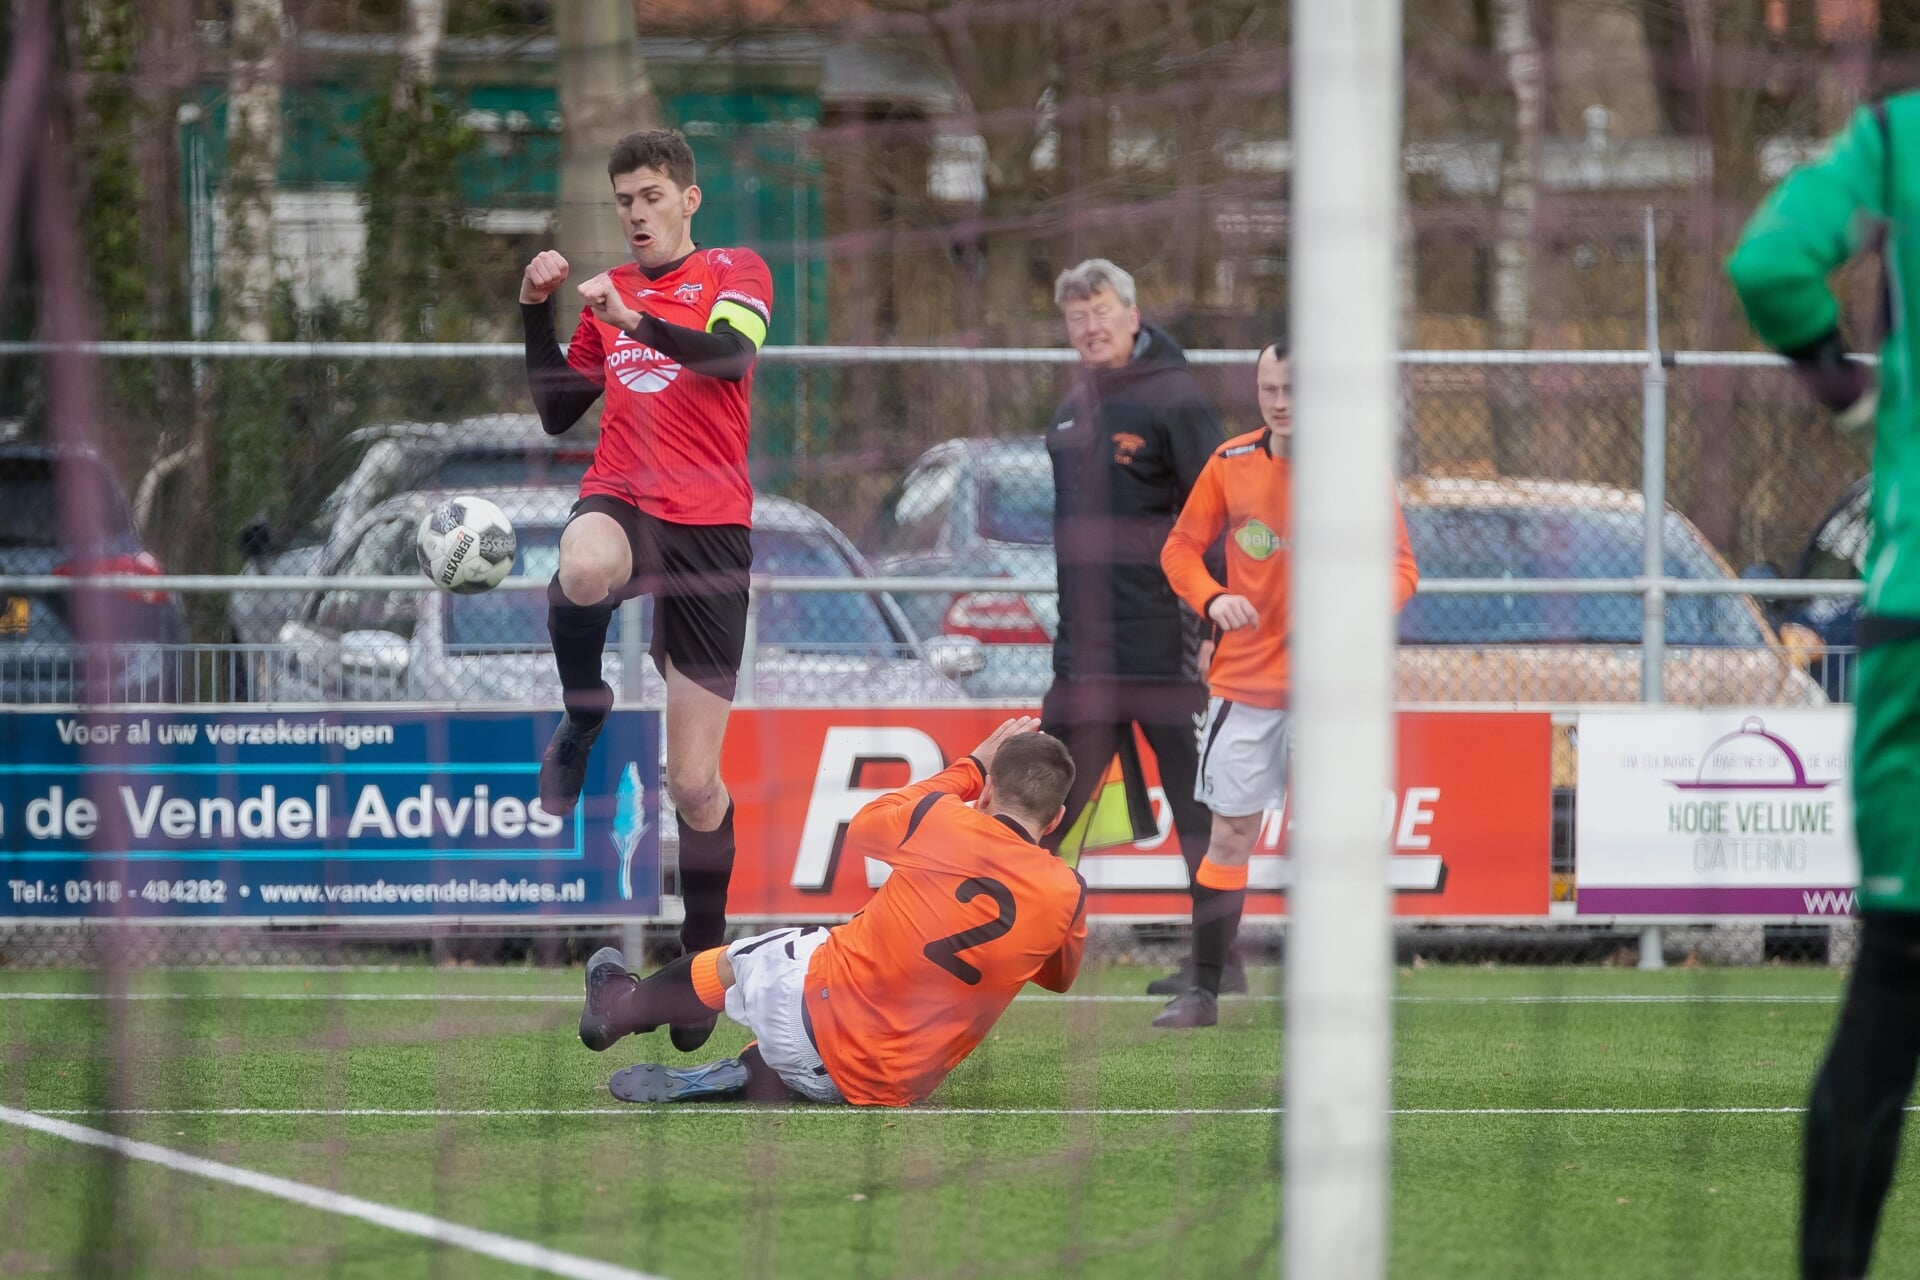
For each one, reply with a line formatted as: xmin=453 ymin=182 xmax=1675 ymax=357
xmin=0 ymin=1105 xmax=667 ymax=1280
xmin=24 ymin=1104 xmax=1851 ymax=1118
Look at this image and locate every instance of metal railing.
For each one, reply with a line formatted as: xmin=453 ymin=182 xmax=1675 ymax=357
xmin=0 ymin=570 xmax=1862 ymax=709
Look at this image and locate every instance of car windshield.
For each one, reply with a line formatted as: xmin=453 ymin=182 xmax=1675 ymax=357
xmin=294 ymin=444 xmax=595 ymax=548
xmin=444 ymin=523 xmax=907 ymax=656
xmin=1398 ymin=505 xmax=1768 ymax=647
xmin=978 ymin=460 xmax=1053 ymax=545
xmin=430 ymin=449 xmax=594 ymax=492
xmin=0 ymin=456 xmax=132 ymax=549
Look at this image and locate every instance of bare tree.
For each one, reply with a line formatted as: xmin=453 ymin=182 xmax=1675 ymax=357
xmin=220 ymin=0 xmax=285 ymax=343
xmin=395 ymin=0 xmax=447 ymax=113
xmin=1487 ymin=0 xmax=1543 ymax=476
xmin=554 ymin=0 xmax=660 ymax=273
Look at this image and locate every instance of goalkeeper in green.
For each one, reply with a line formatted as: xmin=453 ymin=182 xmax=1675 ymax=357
xmin=1729 ymin=95 xmax=1919 ymax=1280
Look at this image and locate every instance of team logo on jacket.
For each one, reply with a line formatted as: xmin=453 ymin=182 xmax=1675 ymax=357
xmin=674 ymin=281 xmax=704 ymax=303
xmin=607 ymin=332 xmax=682 ymax=394
xmin=1112 ymin=432 xmax=1146 ymax=464
xmin=1234 ymin=519 xmax=1284 ymax=560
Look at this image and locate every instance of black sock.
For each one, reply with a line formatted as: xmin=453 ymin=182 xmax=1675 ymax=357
xmin=609 ymin=952 xmax=720 ymax=1037
xmin=546 ymin=577 xmax=615 ymax=725
xmin=1802 ymin=912 xmax=1920 ymax=1280
xmin=739 ymin=1043 xmax=805 ymax=1103
xmin=1192 ymin=883 xmax=1247 ymax=995
xmin=678 ymin=801 xmax=737 ymax=954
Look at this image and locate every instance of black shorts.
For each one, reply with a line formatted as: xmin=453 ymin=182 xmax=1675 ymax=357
xmin=570 ymin=494 xmax=752 ymax=702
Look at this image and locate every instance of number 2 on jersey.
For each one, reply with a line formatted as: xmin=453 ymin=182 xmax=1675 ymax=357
xmin=922 ymin=877 xmax=1018 ymax=985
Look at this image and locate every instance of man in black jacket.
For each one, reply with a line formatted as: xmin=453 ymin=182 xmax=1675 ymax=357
xmin=1042 ymin=258 xmax=1233 ymax=996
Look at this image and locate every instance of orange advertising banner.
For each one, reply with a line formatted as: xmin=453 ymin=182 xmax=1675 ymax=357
xmin=718 ymin=708 xmax=1551 ymax=920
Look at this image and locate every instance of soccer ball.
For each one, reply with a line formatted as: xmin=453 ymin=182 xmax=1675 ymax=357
xmin=417 ymin=496 xmax=517 ymax=594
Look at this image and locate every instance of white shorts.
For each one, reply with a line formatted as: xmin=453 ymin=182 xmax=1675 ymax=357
xmin=1194 ymin=698 xmax=1292 ymax=818
xmin=723 ymin=926 xmax=845 ymax=1104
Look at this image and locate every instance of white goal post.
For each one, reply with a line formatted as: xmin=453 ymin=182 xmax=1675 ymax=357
xmin=1285 ymin=1 xmax=1403 ymax=1277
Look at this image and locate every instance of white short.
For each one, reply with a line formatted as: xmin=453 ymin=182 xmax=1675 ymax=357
xmin=1194 ymin=698 xmax=1292 ymax=818
xmin=723 ymin=926 xmax=845 ymax=1104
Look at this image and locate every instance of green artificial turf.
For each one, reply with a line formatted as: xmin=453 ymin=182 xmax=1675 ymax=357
xmin=4 ymin=962 xmax=1916 ymax=1279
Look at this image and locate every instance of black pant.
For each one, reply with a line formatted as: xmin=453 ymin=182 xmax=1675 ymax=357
xmin=1803 ymin=910 xmax=1920 ymax=1279
xmin=1038 ymin=677 xmax=1212 ymax=878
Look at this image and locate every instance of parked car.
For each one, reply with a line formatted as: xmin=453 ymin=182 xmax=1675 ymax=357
xmin=860 ymin=438 xmax=1057 ymax=698
xmin=260 ymin=486 xmax=983 ymax=705
xmin=1767 ymin=474 xmax=1867 ymax=702
xmin=1396 ymin=476 xmax=1827 ymax=707
xmin=863 ymin=441 xmax=1820 ymax=702
xmin=230 ymin=416 xmax=597 ymax=655
xmin=0 ymin=442 xmax=189 ymax=703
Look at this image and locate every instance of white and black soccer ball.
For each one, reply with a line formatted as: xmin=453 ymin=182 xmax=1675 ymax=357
xmin=417 ymin=496 xmax=516 ymax=594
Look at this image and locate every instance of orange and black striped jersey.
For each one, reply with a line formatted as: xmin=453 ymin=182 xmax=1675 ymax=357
xmin=802 ymin=758 xmax=1089 ymax=1107
xmin=1161 ymin=429 xmax=1420 ymax=708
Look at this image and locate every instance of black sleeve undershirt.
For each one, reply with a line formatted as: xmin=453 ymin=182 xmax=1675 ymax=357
xmin=520 ymin=301 xmax=602 ymax=436
xmin=626 ymin=313 xmax=758 ymax=382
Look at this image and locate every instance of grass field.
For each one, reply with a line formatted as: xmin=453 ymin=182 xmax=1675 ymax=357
xmin=4 ymin=960 xmax=1917 ymax=1279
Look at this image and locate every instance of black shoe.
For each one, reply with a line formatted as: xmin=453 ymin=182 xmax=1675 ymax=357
xmin=670 ymin=1013 xmax=719 ymax=1053
xmin=1146 ymin=961 xmax=1248 ymax=996
xmin=579 ymin=946 xmax=640 ymax=1052
xmin=608 ymin=1058 xmax=751 ymax=1104
xmin=540 ymin=710 xmax=606 ymax=814
xmin=1152 ymin=987 xmax=1219 ymax=1029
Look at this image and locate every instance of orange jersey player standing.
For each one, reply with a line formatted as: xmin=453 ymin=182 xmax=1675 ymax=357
xmin=1150 ymin=340 xmax=1420 ymax=1028
xmin=574 ymin=718 xmax=1090 ymax=1106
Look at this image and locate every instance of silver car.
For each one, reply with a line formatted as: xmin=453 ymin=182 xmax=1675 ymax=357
xmin=230 ymin=416 xmax=597 ymax=655
xmin=860 ymin=437 xmax=1057 ymax=699
xmin=262 ymin=486 xmax=982 ymax=705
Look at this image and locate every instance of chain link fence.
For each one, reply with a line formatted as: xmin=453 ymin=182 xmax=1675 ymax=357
xmin=0 ymin=344 xmax=1873 ymax=968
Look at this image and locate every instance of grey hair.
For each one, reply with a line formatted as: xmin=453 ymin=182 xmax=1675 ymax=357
xmin=1053 ymin=258 xmax=1137 ymax=309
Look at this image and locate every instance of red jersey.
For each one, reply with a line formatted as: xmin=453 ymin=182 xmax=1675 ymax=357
xmin=803 ymin=759 xmax=1089 ymax=1107
xmin=565 ymin=248 xmax=773 ymax=527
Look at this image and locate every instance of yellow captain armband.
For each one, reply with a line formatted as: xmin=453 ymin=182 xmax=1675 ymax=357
xmin=707 ymin=299 xmax=769 ymax=349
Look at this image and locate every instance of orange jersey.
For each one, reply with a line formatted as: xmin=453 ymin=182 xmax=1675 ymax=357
xmin=1160 ymin=429 xmax=1419 ymax=708
xmin=802 ymin=758 xmax=1089 ymax=1107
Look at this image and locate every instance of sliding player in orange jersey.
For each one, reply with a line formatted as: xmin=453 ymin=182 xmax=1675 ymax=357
xmin=1154 ymin=340 xmax=1421 ymax=1028
xmin=574 ymin=718 xmax=1089 ymax=1105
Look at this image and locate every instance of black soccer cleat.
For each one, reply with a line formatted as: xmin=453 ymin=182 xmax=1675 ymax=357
xmin=1151 ymin=987 xmax=1219 ymax=1029
xmin=669 ymin=1013 xmax=720 ymax=1054
xmin=540 ymin=711 xmax=607 ymax=814
xmin=1146 ymin=960 xmax=1248 ymax=996
xmin=579 ymin=946 xmax=641 ymax=1052
xmin=608 ymin=1058 xmax=751 ymax=1104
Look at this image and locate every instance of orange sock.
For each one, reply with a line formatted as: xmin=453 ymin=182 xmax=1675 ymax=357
xmin=1195 ymin=856 xmax=1249 ymax=891
xmin=690 ymin=947 xmax=728 ymax=1011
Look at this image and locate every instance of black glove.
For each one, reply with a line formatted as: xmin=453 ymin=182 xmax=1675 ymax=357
xmin=1783 ymin=329 xmax=1878 ymax=440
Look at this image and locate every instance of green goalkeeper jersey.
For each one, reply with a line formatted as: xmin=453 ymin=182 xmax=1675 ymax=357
xmin=1728 ymin=94 xmax=1919 ymax=618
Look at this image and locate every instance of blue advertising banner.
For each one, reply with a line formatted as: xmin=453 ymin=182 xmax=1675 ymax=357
xmin=0 ymin=709 xmax=660 ymax=919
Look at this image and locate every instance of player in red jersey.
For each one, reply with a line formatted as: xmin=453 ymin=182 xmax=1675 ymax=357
xmin=519 ymin=130 xmax=773 ymax=1052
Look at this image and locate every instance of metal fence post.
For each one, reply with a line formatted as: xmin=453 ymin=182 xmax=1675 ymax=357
xmin=616 ymin=593 xmax=647 ymax=962
xmin=738 ymin=576 xmax=761 ymax=705
xmin=616 ymin=595 xmax=645 ymax=702
xmin=1639 ymin=207 xmax=1668 ymax=972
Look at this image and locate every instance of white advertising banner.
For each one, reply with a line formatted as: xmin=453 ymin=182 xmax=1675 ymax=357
xmin=1575 ymin=709 xmax=1859 ymax=917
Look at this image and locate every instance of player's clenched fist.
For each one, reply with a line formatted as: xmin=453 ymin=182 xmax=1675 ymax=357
xmin=577 ymin=272 xmax=642 ymax=331
xmin=519 ymin=250 xmax=571 ymax=305
xmin=1207 ymin=594 xmax=1259 ymax=631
